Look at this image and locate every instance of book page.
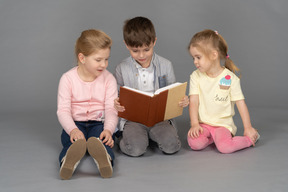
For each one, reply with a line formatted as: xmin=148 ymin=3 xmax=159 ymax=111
xmin=164 ymin=82 xmax=187 ymax=120
xmin=122 ymin=86 xmax=154 ymax=97
xmin=154 ymin=82 xmax=182 ymax=95
xmin=122 ymin=82 xmax=183 ymax=97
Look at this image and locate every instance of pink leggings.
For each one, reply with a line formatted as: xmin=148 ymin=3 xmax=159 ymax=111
xmin=187 ymin=124 xmax=253 ymax=154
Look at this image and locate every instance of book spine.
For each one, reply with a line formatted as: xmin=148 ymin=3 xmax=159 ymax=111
xmin=146 ymin=90 xmax=168 ymax=127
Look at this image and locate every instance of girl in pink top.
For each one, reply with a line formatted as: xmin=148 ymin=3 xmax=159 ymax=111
xmin=57 ymin=29 xmax=118 ymax=179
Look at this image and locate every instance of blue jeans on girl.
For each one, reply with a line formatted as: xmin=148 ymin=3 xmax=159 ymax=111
xmin=59 ymin=121 xmax=115 ymax=165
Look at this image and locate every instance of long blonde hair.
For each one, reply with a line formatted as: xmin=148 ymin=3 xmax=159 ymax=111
xmin=188 ymin=29 xmax=240 ymax=75
xmin=75 ymin=29 xmax=112 ymax=62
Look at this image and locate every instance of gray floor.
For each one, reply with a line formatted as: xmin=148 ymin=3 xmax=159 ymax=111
xmin=1 ymin=107 xmax=287 ymax=192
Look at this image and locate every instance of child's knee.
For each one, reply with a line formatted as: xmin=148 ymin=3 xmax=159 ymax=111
xmin=216 ymin=143 xmax=233 ymax=154
xmin=122 ymin=145 xmax=146 ymax=157
xmin=187 ymin=136 xmax=207 ymax=151
xmin=119 ymin=137 xmax=148 ymax=157
xmin=160 ymin=138 xmax=181 ymax=154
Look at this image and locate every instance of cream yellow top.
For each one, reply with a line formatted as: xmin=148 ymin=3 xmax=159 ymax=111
xmin=189 ymin=68 xmax=244 ymax=135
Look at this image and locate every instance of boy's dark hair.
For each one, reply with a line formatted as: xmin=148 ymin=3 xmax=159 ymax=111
xmin=123 ymin=16 xmax=156 ymax=47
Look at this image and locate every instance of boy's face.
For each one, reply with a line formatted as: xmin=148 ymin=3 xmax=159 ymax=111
xmin=126 ymin=40 xmax=156 ymax=68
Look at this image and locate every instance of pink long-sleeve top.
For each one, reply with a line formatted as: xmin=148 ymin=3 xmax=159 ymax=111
xmin=57 ymin=67 xmax=118 ymax=135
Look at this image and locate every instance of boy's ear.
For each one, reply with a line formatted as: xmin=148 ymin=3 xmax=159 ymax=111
xmin=153 ymin=37 xmax=157 ymax=46
xmin=124 ymin=41 xmax=129 ymax=50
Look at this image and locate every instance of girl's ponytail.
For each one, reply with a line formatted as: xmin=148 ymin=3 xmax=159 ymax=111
xmin=224 ymin=56 xmax=240 ymax=76
xmin=217 ymin=31 xmax=240 ymax=76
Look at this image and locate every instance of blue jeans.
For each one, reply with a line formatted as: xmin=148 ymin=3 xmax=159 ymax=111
xmin=59 ymin=121 xmax=115 ymax=165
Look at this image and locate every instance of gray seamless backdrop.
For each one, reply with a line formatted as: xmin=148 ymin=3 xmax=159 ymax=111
xmin=0 ymin=0 xmax=287 ymax=112
xmin=1 ymin=1 xmax=288 ymax=191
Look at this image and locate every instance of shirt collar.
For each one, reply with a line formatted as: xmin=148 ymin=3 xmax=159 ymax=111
xmin=133 ymin=53 xmax=155 ymax=72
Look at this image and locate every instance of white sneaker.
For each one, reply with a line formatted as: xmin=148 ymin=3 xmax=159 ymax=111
xmin=60 ymin=139 xmax=86 ymax=180
xmin=255 ymin=133 xmax=260 ymax=144
xmin=87 ymin=137 xmax=113 ymax=178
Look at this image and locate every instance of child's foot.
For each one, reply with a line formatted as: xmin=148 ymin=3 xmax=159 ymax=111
xmin=87 ymin=137 xmax=113 ymax=178
xmin=249 ymin=133 xmax=260 ymax=147
xmin=60 ymin=139 xmax=86 ymax=180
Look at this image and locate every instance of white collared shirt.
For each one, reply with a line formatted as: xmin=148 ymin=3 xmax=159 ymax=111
xmin=135 ymin=62 xmax=155 ymax=93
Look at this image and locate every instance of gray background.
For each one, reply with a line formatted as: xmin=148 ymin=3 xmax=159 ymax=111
xmin=1 ymin=0 xmax=288 ymax=192
xmin=0 ymin=0 xmax=287 ymax=113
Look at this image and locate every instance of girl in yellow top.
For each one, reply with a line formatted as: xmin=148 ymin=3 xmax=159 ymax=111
xmin=187 ymin=29 xmax=259 ymax=153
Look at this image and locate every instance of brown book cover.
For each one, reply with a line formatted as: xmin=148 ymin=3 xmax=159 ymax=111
xmin=118 ymin=82 xmax=187 ymax=127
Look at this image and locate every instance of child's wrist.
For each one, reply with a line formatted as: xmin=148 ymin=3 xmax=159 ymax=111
xmin=70 ymin=128 xmax=78 ymax=134
xmin=190 ymin=122 xmax=199 ymax=127
xmin=70 ymin=128 xmax=79 ymax=135
xmin=103 ymin=129 xmax=113 ymax=135
xmin=243 ymin=124 xmax=253 ymax=130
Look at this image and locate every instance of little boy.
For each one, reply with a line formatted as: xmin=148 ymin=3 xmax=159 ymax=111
xmin=114 ymin=16 xmax=188 ymax=157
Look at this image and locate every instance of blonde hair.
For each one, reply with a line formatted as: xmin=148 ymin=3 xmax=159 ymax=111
xmin=75 ymin=29 xmax=112 ymax=61
xmin=188 ymin=29 xmax=240 ymax=75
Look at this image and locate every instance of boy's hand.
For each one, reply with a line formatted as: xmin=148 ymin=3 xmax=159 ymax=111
xmin=114 ymin=97 xmax=125 ymax=112
xmin=100 ymin=130 xmax=114 ymax=148
xmin=179 ymin=95 xmax=189 ymax=108
xmin=188 ymin=124 xmax=203 ymax=139
xmin=70 ymin=128 xmax=85 ymax=143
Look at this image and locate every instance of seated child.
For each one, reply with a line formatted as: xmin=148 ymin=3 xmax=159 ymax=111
xmin=57 ymin=29 xmax=118 ymax=179
xmin=114 ymin=16 xmax=189 ymax=157
xmin=187 ymin=29 xmax=260 ymax=154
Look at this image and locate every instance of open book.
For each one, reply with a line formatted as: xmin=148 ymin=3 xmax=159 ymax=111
xmin=118 ymin=82 xmax=187 ymax=127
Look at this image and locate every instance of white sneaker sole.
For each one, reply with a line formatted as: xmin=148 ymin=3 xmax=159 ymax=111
xmin=255 ymin=133 xmax=260 ymax=144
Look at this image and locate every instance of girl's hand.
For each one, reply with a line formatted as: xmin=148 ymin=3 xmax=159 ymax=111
xmin=70 ymin=128 xmax=85 ymax=143
xmin=236 ymin=100 xmax=259 ymax=146
xmin=244 ymin=127 xmax=259 ymax=146
xmin=100 ymin=130 xmax=114 ymax=148
xmin=114 ymin=97 xmax=125 ymax=112
xmin=179 ymin=95 xmax=189 ymax=108
xmin=188 ymin=124 xmax=203 ymax=139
